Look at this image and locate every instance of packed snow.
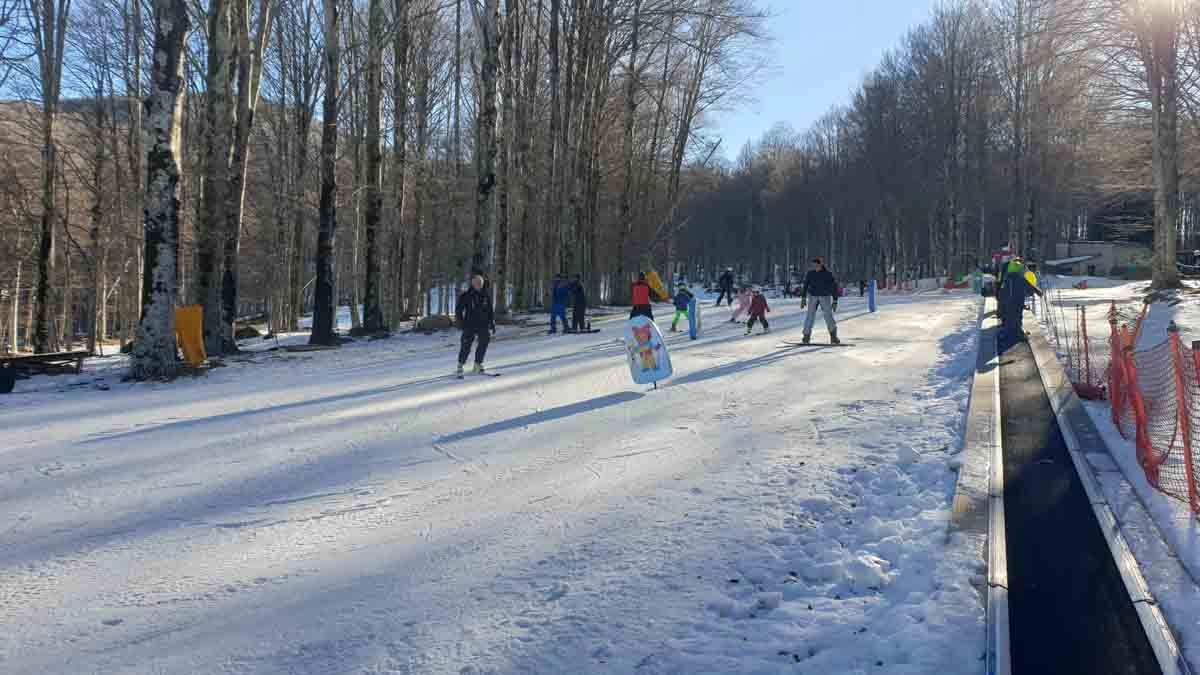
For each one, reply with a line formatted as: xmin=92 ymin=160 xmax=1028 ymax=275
xmin=1 ymin=293 xmax=986 ymax=674
xmin=1038 ymin=276 xmax=1200 ymax=666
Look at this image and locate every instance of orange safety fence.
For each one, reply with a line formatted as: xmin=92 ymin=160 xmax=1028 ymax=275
xmin=1044 ymin=297 xmax=1200 ymax=516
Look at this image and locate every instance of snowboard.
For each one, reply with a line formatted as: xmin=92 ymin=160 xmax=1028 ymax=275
xmin=564 ymin=328 xmax=602 ymax=334
xmin=779 ymin=340 xmax=853 ymax=348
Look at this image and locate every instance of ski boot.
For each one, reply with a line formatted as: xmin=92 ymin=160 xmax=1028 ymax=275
xmin=830 ymin=333 xmax=841 ymax=345
xmin=473 ymin=362 xmax=486 ymax=375
xmin=456 ymin=362 xmax=465 ymax=378
xmin=801 ymin=334 xmax=811 ymax=345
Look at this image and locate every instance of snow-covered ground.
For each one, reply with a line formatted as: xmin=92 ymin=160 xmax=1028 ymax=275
xmin=1 ymin=293 xmax=986 ymax=674
xmin=1038 ymin=276 xmax=1200 ymax=664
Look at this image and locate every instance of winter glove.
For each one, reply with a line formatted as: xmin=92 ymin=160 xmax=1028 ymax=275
xmin=800 ymin=297 xmax=807 ymax=309
xmin=832 ymin=299 xmax=839 ymax=313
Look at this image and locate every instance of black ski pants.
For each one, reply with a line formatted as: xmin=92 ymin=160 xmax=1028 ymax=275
xmin=459 ymin=328 xmax=491 ymax=365
xmin=630 ymin=305 xmax=654 ymax=320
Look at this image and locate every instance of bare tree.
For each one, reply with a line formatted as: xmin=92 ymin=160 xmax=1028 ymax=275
xmin=132 ymin=0 xmax=188 ymax=379
xmin=196 ymin=0 xmax=234 ymax=355
xmin=28 ymin=0 xmax=71 ymax=353
xmin=223 ymin=0 xmax=276 ymax=347
xmin=471 ymin=0 xmax=501 ymax=274
xmin=309 ymin=0 xmax=340 ymax=345
xmin=1132 ymin=0 xmax=1183 ymax=289
xmin=359 ymin=0 xmax=386 ymax=332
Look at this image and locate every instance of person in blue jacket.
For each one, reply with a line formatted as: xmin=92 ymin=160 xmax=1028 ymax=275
xmin=670 ymin=283 xmax=695 ymax=332
xmin=550 ymin=275 xmax=571 ymax=334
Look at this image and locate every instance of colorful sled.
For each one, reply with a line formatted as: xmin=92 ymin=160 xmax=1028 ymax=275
xmin=688 ymin=296 xmax=702 ymax=340
xmin=622 ymin=315 xmax=673 ymax=385
xmin=644 ymin=270 xmax=671 ymax=302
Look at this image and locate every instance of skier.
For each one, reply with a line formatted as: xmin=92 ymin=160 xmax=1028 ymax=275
xmin=570 ymin=275 xmax=588 ymax=332
xmin=745 ymin=287 xmax=770 ymax=335
xmin=630 ymin=273 xmax=654 ymax=320
xmin=455 ymin=273 xmax=496 ymax=376
xmin=800 ymin=257 xmax=840 ymax=345
xmin=670 ymin=283 xmax=695 ymax=332
xmin=730 ymin=285 xmax=752 ymax=322
xmin=715 ymin=267 xmax=735 ymax=306
xmin=999 ymin=260 xmax=1043 ymax=349
xmin=549 ymin=275 xmax=571 ymax=334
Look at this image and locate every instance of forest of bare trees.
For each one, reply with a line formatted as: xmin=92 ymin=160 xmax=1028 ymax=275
xmin=2 ymin=0 xmax=1200 ymax=377
xmin=0 ymin=0 xmax=768 ymax=375
xmin=677 ymin=0 xmax=1200 ymax=292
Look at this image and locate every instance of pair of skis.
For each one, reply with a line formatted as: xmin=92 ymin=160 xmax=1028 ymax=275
xmin=778 ymin=340 xmax=852 ymax=348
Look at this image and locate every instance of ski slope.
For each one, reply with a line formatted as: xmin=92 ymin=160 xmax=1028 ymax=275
xmin=0 ymin=293 xmax=986 ymax=674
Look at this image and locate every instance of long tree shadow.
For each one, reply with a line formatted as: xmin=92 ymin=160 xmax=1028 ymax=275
xmin=435 ymin=391 xmax=644 ymax=445
xmin=668 ymin=344 xmax=840 ymax=387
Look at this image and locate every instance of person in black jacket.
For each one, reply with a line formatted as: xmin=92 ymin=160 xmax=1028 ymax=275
xmin=715 ymin=268 xmax=735 ymax=306
xmin=569 ymin=275 xmax=588 ymax=332
xmin=800 ymin=257 xmax=840 ymax=344
xmin=455 ymin=273 xmax=496 ymax=375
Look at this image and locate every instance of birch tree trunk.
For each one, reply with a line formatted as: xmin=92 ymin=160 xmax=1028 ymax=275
xmin=132 ymin=0 xmax=188 ymax=379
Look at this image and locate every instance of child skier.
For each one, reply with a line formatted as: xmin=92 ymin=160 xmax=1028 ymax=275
xmin=745 ymin=287 xmax=770 ymax=335
xmin=630 ymin=273 xmax=654 ymax=320
xmin=455 ymin=273 xmax=496 ymax=376
xmin=730 ymin=285 xmax=752 ymax=322
xmin=670 ymin=284 xmax=694 ymax=332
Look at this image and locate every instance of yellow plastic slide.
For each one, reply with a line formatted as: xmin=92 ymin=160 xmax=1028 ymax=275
xmin=1024 ymin=269 xmax=1040 ymax=293
xmin=644 ymin=270 xmax=671 ymax=302
xmin=175 ymin=304 xmax=207 ymax=367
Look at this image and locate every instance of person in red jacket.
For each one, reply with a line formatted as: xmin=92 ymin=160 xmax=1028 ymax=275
xmin=630 ymin=272 xmax=654 ymax=320
xmin=745 ymin=287 xmax=770 ymax=335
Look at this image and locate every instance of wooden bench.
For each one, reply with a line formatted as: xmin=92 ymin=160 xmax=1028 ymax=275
xmin=0 ymin=350 xmax=91 ymax=378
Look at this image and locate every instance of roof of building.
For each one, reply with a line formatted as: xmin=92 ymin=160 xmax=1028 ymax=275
xmin=1044 ymin=255 xmax=1098 ymax=266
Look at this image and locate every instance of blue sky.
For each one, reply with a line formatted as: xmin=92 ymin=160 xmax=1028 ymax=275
xmin=712 ymin=0 xmax=937 ymax=159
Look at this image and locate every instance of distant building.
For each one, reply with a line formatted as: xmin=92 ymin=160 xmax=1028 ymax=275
xmin=1050 ymin=241 xmax=1152 ymax=277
